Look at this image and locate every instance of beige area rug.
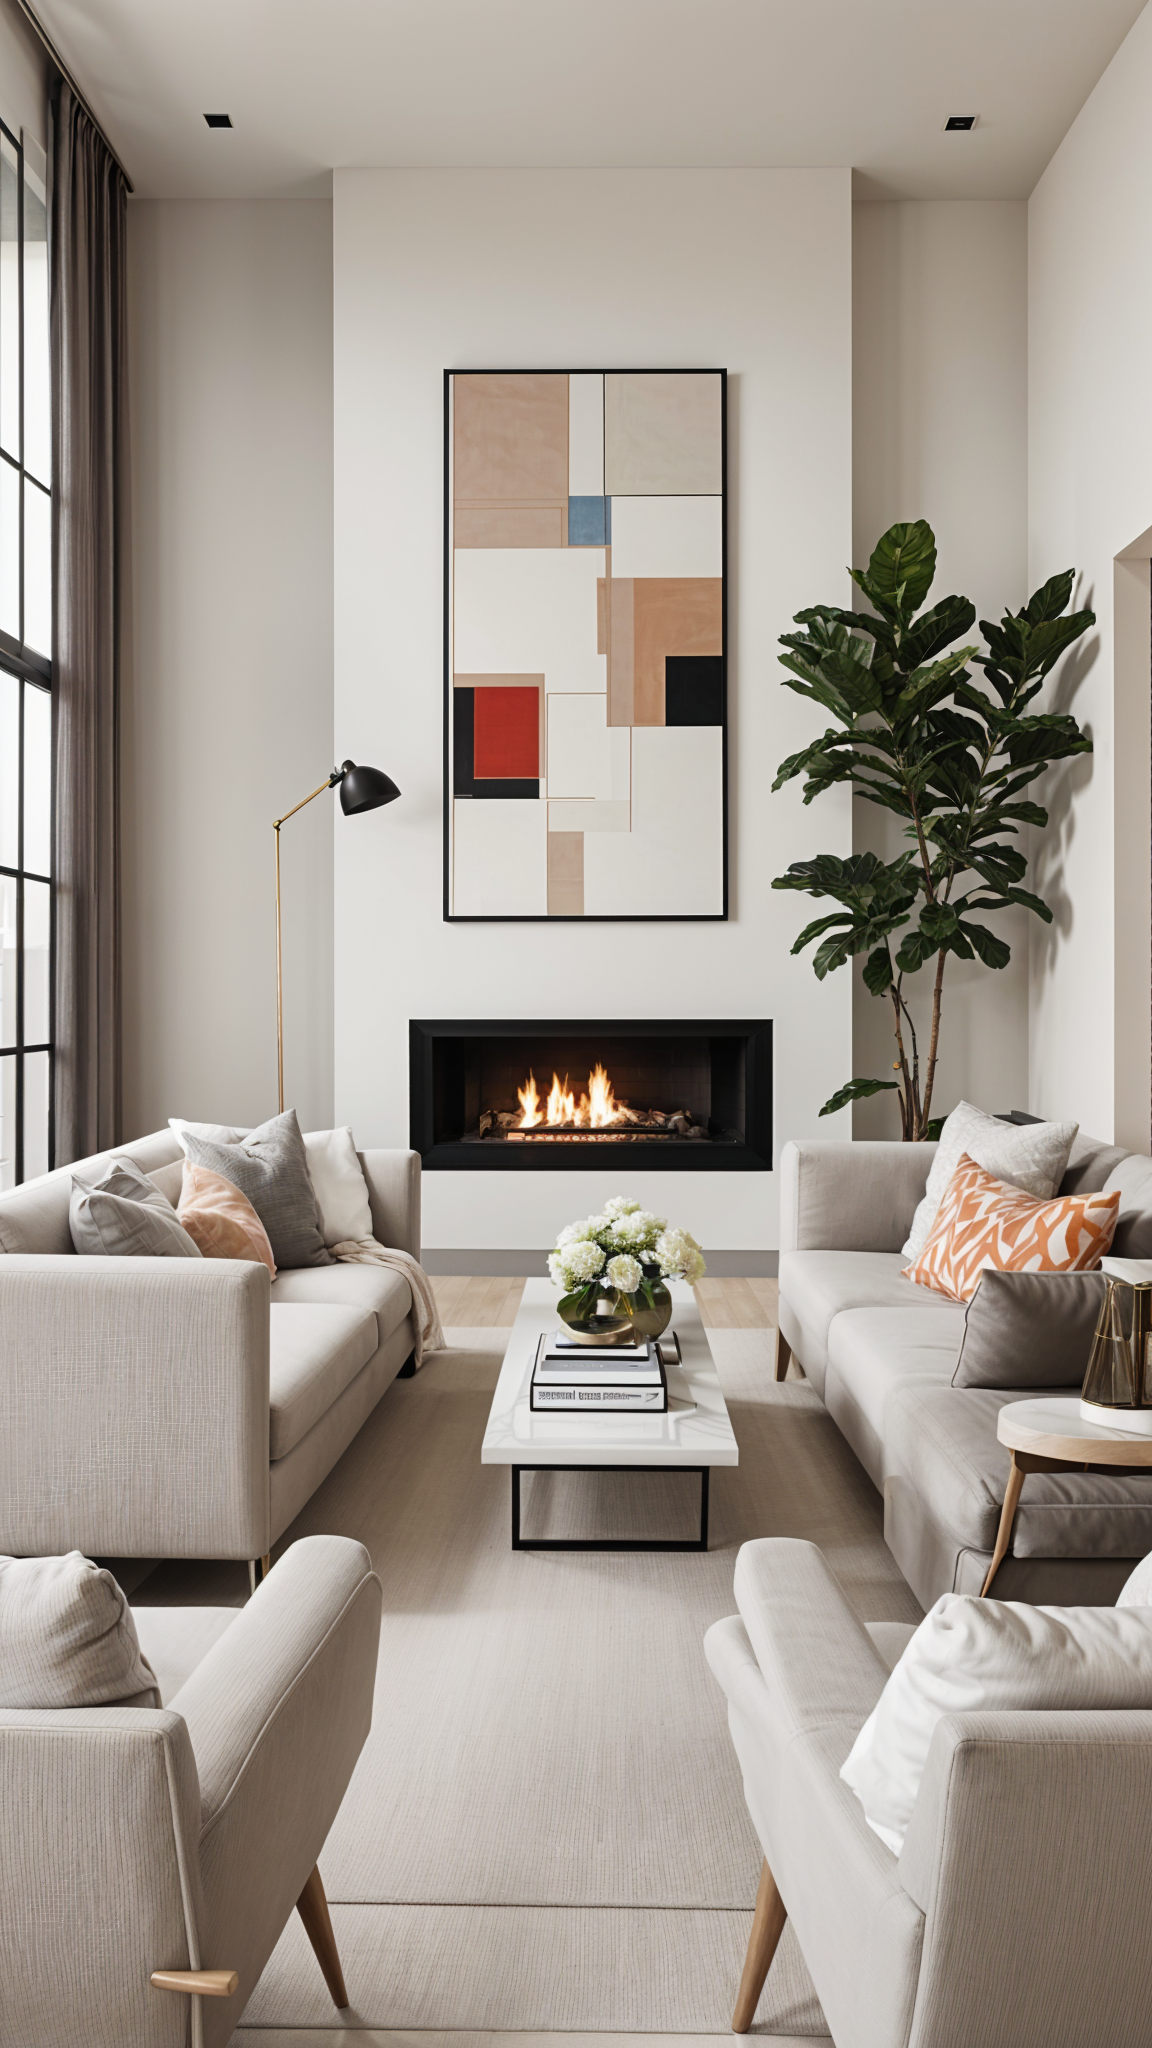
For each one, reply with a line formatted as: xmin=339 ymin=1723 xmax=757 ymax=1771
xmin=223 ymin=1326 xmax=920 ymax=2039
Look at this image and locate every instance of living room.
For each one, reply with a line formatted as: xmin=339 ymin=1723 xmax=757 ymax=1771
xmin=4 ymin=2 xmax=1152 ymax=2044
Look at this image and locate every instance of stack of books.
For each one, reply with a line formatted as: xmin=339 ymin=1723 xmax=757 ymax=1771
xmin=530 ymin=1331 xmax=679 ymax=1413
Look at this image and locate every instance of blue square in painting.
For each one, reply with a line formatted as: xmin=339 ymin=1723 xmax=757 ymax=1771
xmin=568 ymin=495 xmax=610 ymax=546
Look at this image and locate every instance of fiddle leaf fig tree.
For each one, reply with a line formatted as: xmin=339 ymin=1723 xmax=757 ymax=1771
xmin=773 ymin=520 xmax=1094 ymax=1140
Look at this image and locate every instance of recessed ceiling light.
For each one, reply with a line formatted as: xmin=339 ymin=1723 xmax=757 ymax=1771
xmin=204 ymin=113 xmax=232 ymax=129
xmin=944 ymin=115 xmax=977 ymax=131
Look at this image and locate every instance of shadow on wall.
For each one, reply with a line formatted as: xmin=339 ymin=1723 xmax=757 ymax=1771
xmin=1030 ymin=607 xmax=1099 ymax=974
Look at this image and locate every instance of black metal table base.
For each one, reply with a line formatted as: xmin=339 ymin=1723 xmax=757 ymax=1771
xmin=511 ymin=1463 xmax=710 ymax=1551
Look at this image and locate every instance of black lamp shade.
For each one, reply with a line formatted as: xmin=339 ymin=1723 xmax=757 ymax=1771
xmin=337 ymin=759 xmax=401 ymax=815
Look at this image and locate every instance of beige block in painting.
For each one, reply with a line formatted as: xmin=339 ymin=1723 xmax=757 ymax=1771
xmin=549 ymin=800 xmax=630 ymax=834
xmin=452 ymin=798 xmax=548 ymax=916
xmin=455 ymin=504 xmax=564 ymax=549
xmin=604 ymin=572 xmax=634 ymax=726
xmin=453 ymin=374 xmax=569 ymax=505
xmin=568 ymin=372 xmax=605 ymax=495
xmin=454 ymin=548 xmax=606 ymax=695
xmin=583 ymin=726 xmax=723 ymax=916
xmin=609 ymin=495 xmax=722 ymax=579
xmin=604 ymin=373 xmax=722 ymax=496
xmin=633 ymin=578 xmax=723 ymax=725
xmin=547 ymin=831 xmax=584 ymax=915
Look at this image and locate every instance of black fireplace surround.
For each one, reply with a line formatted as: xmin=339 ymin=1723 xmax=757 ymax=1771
xmin=410 ymin=1020 xmax=772 ymax=1171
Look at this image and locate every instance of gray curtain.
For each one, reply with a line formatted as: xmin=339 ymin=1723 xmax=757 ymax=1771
xmin=50 ymin=80 xmax=128 ymax=1163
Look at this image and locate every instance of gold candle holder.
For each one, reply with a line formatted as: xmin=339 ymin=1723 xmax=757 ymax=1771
xmin=1080 ymin=1258 xmax=1152 ymax=1436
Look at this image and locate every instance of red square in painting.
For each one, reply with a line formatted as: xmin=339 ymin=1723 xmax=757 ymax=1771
xmin=473 ymin=686 xmax=540 ymax=778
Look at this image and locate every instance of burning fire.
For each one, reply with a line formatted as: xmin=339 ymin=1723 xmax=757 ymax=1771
xmin=517 ymin=1061 xmax=622 ymax=1129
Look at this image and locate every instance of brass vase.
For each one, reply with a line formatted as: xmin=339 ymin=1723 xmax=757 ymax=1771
xmin=1081 ymin=1260 xmax=1152 ymax=1434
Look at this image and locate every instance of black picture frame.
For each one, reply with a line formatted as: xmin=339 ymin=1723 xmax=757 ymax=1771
xmin=443 ymin=367 xmax=728 ymax=923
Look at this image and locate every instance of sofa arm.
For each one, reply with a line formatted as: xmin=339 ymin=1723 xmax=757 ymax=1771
xmin=779 ymin=1138 xmax=936 ymax=1253
xmin=359 ymin=1148 xmax=421 ymax=1259
xmin=0 ymin=1707 xmax=206 ymax=2047
xmin=0 ymin=1255 xmax=270 ymax=1558
xmin=899 ymin=1709 xmax=1152 ymax=2047
xmin=170 ymin=1534 xmax=381 ymax=2025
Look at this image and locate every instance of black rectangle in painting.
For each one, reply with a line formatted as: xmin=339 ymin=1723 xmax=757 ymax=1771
xmin=665 ymin=656 xmax=724 ymax=727
xmin=453 ymin=688 xmax=539 ymax=798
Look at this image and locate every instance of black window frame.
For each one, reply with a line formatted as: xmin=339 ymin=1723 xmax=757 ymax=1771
xmin=0 ymin=113 xmax=53 ymax=1187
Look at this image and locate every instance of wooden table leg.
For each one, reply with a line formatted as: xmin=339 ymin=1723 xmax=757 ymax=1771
xmin=980 ymin=1452 xmax=1027 ymax=1597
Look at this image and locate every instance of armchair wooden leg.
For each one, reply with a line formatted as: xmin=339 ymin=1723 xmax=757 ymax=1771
xmin=774 ymin=1328 xmax=793 ymax=1383
xmin=732 ymin=1857 xmax=787 ymax=2033
xmin=297 ymin=1864 xmax=349 ymax=2009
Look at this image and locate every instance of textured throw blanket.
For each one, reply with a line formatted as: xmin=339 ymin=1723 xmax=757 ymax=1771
xmin=330 ymin=1239 xmax=446 ymax=1368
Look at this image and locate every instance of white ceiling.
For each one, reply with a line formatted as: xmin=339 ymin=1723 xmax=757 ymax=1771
xmin=33 ymin=0 xmax=1148 ymax=202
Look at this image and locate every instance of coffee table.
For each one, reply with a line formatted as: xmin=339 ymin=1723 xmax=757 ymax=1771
xmin=481 ymin=1278 xmax=739 ymax=1552
xmin=983 ymin=1395 xmax=1152 ymax=1594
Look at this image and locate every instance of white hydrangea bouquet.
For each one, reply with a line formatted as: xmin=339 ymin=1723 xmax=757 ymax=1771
xmin=547 ymin=1196 xmax=705 ymax=1342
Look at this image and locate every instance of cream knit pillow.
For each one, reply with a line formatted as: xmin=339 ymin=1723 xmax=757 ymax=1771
xmin=0 ymin=1553 xmax=161 ymax=1709
xmin=902 ymin=1101 xmax=1078 ymax=1259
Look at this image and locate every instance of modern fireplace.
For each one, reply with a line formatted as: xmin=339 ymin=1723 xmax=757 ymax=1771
xmin=410 ymin=1020 xmax=772 ymax=1171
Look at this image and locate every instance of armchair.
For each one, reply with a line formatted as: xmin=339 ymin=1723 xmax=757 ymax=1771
xmin=705 ymin=1538 xmax=1152 ymax=2048
xmin=0 ymin=1534 xmax=382 ymax=2047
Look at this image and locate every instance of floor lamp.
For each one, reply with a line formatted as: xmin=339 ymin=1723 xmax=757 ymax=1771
xmin=274 ymin=758 xmax=400 ymax=1113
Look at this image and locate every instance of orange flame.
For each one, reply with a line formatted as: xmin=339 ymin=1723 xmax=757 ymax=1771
xmin=516 ymin=1061 xmax=623 ymax=1129
xmin=517 ymin=1071 xmax=542 ymax=1127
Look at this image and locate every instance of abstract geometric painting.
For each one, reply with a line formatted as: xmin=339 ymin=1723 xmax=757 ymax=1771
xmin=445 ymin=370 xmax=727 ymax=919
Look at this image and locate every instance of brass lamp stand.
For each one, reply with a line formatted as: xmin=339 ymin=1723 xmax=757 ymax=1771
xmin=273 ymin=758 xmax=400 ymax=1112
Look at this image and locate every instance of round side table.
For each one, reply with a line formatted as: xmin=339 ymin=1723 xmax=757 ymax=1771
xmin=984 ymin=1396 xmax=1152 ymax=1595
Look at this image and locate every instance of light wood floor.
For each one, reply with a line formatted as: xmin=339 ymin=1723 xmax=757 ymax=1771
xmin=432 ymin=1273 xmax=778 ymax=1330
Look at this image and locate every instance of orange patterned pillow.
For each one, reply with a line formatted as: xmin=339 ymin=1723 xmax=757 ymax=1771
xmin=178 ymin=1162 xmax=277 ymax=1278
xmin=903 ymin=1153 xmax=1119 ymax=1302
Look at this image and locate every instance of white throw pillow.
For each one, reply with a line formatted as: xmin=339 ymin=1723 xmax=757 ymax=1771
xmin=302 ymin=1125 xmax=373 ymax=1245
xmin=902 ymin=1101 xmax=1078 ymax=1258
xmin=0 ymin=1552 xmax=161 ymax=1709
xmin=841 ymin=1593 xmax=1152 ymax=1854
xmin=169 ymin=1117 xmax=373 ymax=1246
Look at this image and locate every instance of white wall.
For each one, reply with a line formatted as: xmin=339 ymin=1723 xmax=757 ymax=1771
xmin=0 ymin=0 xmax=48 ymax=149
xmin=1029 ymin=2 xmax=1152 ymax=1149
xmin=851 ymin=199 xmax=1030 ymax=1136
xmin=123 ymin=199 xmax=335 ymax=1138
xmin=332 ymin=168 xmax=853 ymax=1251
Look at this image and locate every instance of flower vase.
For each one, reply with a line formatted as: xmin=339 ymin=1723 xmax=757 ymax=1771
xmin=557 ymin=1278 xmax=673 ymax=1346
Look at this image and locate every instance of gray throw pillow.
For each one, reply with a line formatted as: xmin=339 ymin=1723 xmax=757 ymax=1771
xmin=181 ymin=1108 xmax=332 ymax=1269
xmin=70 ymin=1157 xmax=203 ymax=1258
xmin=0 ymin=1552 xmax=161 ymax=1708
xmin=953 ymin=1268 xmax=1105 ymax=1390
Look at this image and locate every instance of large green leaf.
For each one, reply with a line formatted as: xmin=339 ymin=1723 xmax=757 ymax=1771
xmin=862 ymin=946 xmax=894 ymax=995
xmin=819 ymin=1076 xmax=899 ymax=1117
xmin=899 ymin=594 xmax=977 ymax=670
xmin=861 ymin=521 xmax=938 ymax=619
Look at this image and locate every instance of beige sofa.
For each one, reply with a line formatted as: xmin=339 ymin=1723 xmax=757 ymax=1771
xmin=776 ymin=1132 xmax=1152 ymax=1606
xmin=0 ymin=1128 xmax=421 ymax=1568
xmin=0 ymin=1534 xmax=382 ymax=2048
xmin=706 ymin=1537 xmax=1152 ymax=2048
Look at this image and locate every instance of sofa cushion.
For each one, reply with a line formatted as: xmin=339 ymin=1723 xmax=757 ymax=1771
xmin=884 ymin=1382 xmax=1152 ymax=1559
xmin=903 ymin=1155 xmax=1119 ymax=1303
xmin=0 ymin=1553 xmax=160 ymax=1709
xmin=778 ymin=1250 xmax=960 ymax=1399
xmin=131 ymin=1603 xmax=238 ymax=1704
xmin=903 ymin=1101 xmax=1077 ymax=1259
xmin=953 ymin=1268 xmax=1104 ymax=1390
xmin=269 ymin=1303 xmax=379 ymax=1460
xmin=0 ymin=1130 xmax=184 ymax=1254
xmin=1060 ymin=1132 xmax=1130 ymax=1196
xmin=1102 ymin=1153 xmax=1152 ymax=1258
xmin=824 ymin=1307 xmax=964 ymax=1488
xmin=68 ymin=1157 xmax=202 ymax=1260
xmin=270 ymin=1259 xmax=413 ymax=1344
xmin=182 ymin=1109 xmax=332 ymax=1270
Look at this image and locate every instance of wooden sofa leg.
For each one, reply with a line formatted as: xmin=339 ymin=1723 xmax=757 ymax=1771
xmin=297 ymin=1865 xmax=349 ymax=2009
xmin=732 ymin=1857 xmax=787 ymax=2033
xmin=774 ymin=1329 xmax=793 ymax=1383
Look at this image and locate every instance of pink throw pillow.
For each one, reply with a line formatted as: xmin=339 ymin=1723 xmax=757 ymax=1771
xmin=178 ymin=1162 xmax=277 ymax=1278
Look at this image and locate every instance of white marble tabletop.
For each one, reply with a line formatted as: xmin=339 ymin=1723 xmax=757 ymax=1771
xmin=481 ymin=1278 xmax=739 ymax=1468
xmin=998 ymin=1394 xmax=1152 ymax=1462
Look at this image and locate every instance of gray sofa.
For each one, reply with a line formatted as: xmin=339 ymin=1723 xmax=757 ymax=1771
xmin=0 ymin=1535 xmax=381 ymax=2047
xmin=776 ymin=1131 xmax=1152 ymax=1606
xmin=0 ymin=1129 xmax=421 ymax=1568
xmin=706 ymin=1537 xmax=1152 ymax=2048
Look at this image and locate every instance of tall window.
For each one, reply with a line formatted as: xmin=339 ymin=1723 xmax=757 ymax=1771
xmin=0 ymin=120 xmax=51 ymax=1187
